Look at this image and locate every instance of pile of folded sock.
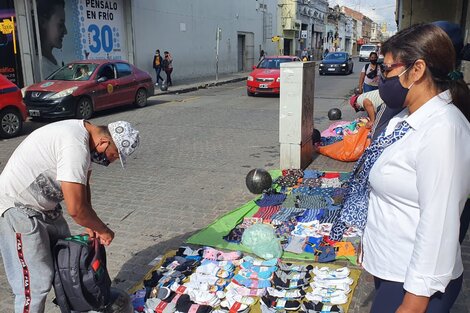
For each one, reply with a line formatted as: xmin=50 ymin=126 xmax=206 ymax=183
xmin=260 ymin=262 xmax=312 ymax=312
xmin=305 ymin=266 xmax=353 ymax=307
xmin=132 ymin=246 xmax=203 ymax=312
xmin=223 ymin=256 xmax=278 ymax=312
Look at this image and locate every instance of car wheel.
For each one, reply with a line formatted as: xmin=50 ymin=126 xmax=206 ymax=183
xmin=135 ymin=88 xmax=147 ymax=108
xmin=75 ymin=97 xmax=93 ymax=120
xmin=247 ymin=90 xmax=255 ymax=97
xmin=349 ymin=66 xmax=354 ymax=74
xmin=0 ymin=108 xmax=23 ymax=139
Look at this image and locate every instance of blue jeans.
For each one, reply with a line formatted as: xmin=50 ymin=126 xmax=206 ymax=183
xmin=155 ymin=67 xmax=163 ymax=84
xmin=370 ymin=275 xmax=463 ymax=313
xmin=0 ymin=206 xmax=70 ymax=313
xmin=363 ymin=83 xmax=378 ymax=93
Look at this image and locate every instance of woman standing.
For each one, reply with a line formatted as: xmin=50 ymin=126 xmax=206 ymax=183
xmin=358 ymin=52 xmax=380 ymax=93
xmin=337 ymin=23 xmax=470 ymax=313
xmin=163 ymin=51 xmax=173 ymax=86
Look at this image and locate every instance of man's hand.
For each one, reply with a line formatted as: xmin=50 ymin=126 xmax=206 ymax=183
xmin=96 ymin=227 xmax=114 ymax=246
xmin=365 ymin=121 xmax=374 ymax=128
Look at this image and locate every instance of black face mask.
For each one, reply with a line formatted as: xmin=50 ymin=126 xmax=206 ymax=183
xmin=370 ymin=60 xmax=378 ymax=65
xmin=90 ymin=143 xmax=110 ymax=167
xmin=378 ymin=66 xmax=414 ymax=110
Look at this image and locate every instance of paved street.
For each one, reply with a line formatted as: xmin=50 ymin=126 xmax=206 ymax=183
xmin=0 ymin=62 xmax=468 ymax=312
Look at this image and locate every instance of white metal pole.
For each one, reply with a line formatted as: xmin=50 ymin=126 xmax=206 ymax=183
xmin=216 ymin=26 xmax=220 ymax=82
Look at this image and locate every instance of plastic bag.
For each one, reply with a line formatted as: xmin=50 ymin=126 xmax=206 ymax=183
xmin=241 ymin=224 xmax=282 ymax=259
xmin=318 ymin=126 xmax=371 ymax=162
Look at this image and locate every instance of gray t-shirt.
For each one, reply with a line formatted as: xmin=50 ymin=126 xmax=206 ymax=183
xmin=0 ymin=120 xmax=91 ymax=215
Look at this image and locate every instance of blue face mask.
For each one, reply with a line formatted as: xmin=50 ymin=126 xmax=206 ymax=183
xmin=90 ymin=143 xmax=110 ymax=167
xmin=378 ymin=66 xmax=415 ymax=110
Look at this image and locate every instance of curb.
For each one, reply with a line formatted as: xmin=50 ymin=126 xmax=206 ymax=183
xmin=152 ymin=76 xmax=248 ymax=97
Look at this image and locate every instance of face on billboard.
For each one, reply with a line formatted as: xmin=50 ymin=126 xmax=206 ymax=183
xmin=38 ymin=1 xmax=67 ymax=66
xmin=35 ymin=0 xmax=126 ymax=79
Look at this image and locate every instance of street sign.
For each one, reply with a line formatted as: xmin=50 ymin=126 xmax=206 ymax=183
xmin=301 ymin=30 xmax=308 ymax=39
xmin=271 ymin=35 xmax=280 ymax=42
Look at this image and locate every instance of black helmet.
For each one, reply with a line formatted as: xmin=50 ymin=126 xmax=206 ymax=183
xmin=328 ymin=108 xmax=342 ymax=120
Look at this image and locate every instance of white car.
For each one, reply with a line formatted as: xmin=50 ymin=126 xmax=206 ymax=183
xmin=359 ymin=44 xmax=379 ymax=62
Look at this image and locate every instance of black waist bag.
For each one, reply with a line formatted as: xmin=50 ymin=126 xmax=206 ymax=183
xmin=53 ymin=235 xmax=112 ymax=312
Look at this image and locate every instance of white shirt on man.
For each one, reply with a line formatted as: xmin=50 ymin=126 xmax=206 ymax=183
xmin=363 ymin=90 xmax=470 ymax=297
xmin=0 ymin=120 xmax=91 ymax=215
xmin=356 ymin=90 xmax=383 ymax=110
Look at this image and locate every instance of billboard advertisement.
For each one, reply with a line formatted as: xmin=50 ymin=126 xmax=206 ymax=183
xmin=0 ymin=1 xmax=24 ymax=87
xmin=36 ymin=0 xmax=127 ymax=78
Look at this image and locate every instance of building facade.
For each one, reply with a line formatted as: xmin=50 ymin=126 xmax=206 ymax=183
xmin=2 ymin=0 xmax=279 ymax=87
xmin=277 ymin=0 xmax=328 ymax=59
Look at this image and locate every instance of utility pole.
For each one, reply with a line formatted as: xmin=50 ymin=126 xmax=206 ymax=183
xmin=216 ymin=26 xmax=221 ymax=82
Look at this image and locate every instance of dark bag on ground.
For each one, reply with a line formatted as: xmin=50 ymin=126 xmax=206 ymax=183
xmin=52 ymin=235 xmax=112 ymax=312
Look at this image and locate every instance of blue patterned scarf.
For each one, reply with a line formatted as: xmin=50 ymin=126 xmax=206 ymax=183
xmin=330 ymin=121 xmax=411 ymax=241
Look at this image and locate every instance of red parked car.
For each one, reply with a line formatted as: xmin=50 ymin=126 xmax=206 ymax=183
xmin=0 ymin=74 xmax=28 ymax=138
xmin=22 ymin=60 xmax=154 ymax=120
xmin=246 ymin=56 xmax=300 ymax=96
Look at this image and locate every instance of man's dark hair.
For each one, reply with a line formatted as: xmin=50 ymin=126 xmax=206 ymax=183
xmin=37 ymin=0 xmax=65 ymax=19
xmin=97 ymin=126 xmax=111 ymax=137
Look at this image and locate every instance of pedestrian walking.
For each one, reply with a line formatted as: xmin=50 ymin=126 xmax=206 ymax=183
xmin=259 ymin=49 xmax=266 ymax=61
xmin=358 ymin=52 xmax=381 ymax=93
xmin=0 ymin=119 xmax=140 ymax=313
xmin=163 ymin=51 xmax=173 ymax=86
xmin=152 ymin=49 xmax=164 ymax=86
xmin=331 ymin=23 xmax=470 ymax=313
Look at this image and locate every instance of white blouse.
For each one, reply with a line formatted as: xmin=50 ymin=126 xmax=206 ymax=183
xmin=363 ymin=90 xmax=470 ymax=297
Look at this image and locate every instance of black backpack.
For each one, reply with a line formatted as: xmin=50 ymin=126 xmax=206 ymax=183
xmin=53 ymin=235 xmax=112 ymax=312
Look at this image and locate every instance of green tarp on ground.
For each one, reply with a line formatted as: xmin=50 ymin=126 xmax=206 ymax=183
xmin=186 ymin=170 xmax=357 ymax=263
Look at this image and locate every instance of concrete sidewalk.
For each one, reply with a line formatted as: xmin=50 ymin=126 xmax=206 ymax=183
xmin=151 ymin=71 xmax=250 ymax=96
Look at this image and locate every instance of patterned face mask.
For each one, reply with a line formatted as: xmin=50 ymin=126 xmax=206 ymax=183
xmin=90 ymin=143 xmax=110 ymax=167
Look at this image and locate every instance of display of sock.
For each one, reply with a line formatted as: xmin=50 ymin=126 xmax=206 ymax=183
xmin=255 ymin=193 xmax=287 ymax=207
xmin=313 ymin=245 xmax=337 ymax=263
xmin=238 ymin=269 xmax=273 ymax=280
xmin=252 ymin=205 xmax=281 ymax=222
xmin=277 ymin=262 xmax=313 ymax=273
xmin=266 ymin=287 xmax=306 ymax=299
xmin=233 ymin=274 xmax=271 ymax=288
xmin=284 ymin=235 xmax=307 ymax=254
xmin=261 ymin=295 xmax=301 ymax=311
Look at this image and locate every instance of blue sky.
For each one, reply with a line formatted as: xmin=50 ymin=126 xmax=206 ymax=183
xmin=331 ymin=0 xmax=398 ymax=33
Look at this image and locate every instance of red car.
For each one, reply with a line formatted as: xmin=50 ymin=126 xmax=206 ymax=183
xmin=23 ymin=60 xmax=154 ymax=120
xmin=246 ymin=56 xmax=300 ymax=96
xmin=0 ymin=74 xmax=28 ymax=138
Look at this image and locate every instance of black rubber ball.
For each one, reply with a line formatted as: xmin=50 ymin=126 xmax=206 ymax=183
xmin=246 ymin=168 xmax=272 ymax=194
xmin=160 ymin=82 xmax=168 ymax=91
xmin=328 ymin=108 xmax=342 ymax=120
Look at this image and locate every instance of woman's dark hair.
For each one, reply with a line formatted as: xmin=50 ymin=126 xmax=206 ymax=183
xmin=382 ymin=23 xmax=470 ymax=121
xmin=37 ymin=0 xmax=65 ymax=19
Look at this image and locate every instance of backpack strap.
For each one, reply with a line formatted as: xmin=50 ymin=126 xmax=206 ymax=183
xmin=52 ymin=240 xmax=73 ymax=313
xmin=365 ymin=63 xmax=369 ymax=72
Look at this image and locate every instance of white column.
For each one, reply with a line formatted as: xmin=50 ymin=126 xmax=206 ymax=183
xmin=279 ymin=61 xmax=315 ymax=169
